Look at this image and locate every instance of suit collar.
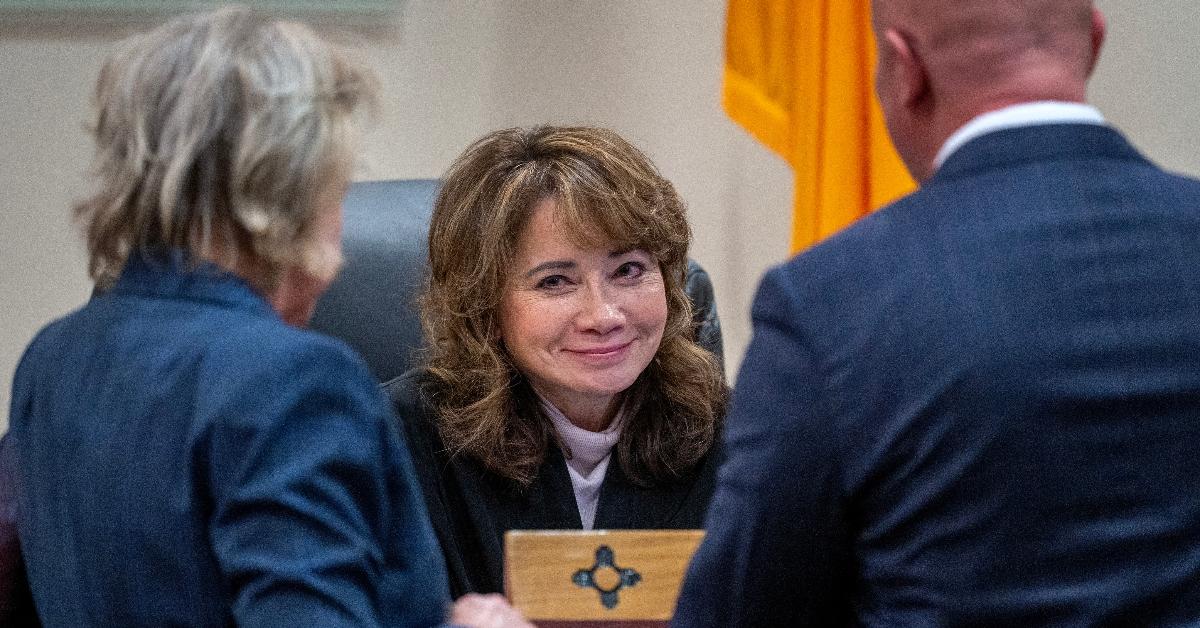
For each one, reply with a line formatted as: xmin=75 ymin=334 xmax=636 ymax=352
xmin=108 ymin=249 xmax=278 ymax=320
xmin=934 ymin=102 xmax=1105 ymax=168
xmin=931 ymin=123 xmax=1148 ymax=185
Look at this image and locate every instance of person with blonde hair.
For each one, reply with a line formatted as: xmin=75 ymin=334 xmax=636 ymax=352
xmin=385 ymin=125 xmax=728 ymax=596
xmin=7 ymin=7 xmax=528 ymax=627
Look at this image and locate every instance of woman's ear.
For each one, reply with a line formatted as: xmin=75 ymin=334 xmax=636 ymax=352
xmin=489 ymin=316 xmax=504 ymax=344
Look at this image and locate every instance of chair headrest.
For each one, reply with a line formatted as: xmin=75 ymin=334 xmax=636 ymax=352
xmin=309 ymin=179 xmax=438 ymax=382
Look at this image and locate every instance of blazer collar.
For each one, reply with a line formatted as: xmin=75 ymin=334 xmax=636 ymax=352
xmin=931 ymin=123 xmax=1149 ymax=185
xmin=108 ymin=249 xmax=278 ymax=320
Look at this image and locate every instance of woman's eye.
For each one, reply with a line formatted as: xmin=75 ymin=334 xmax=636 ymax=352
xmin=536 ymin=275 xmax=569 ymax=290
xmin=615 ymin=261 xmax=646 ymax=279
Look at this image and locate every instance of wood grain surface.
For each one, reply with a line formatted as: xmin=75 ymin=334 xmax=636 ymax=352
xmin=504 ymin=530 xmax=704 ymax=623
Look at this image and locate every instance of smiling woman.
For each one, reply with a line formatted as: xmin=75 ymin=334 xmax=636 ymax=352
xmin=499 ymin=197 xmax=669 ymax=433
xmin=383 ymin=125 xmax=728 ymax=597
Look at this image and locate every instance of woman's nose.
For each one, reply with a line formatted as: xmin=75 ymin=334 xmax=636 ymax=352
xmin=576 ymin=283 xmax=626 ymax=334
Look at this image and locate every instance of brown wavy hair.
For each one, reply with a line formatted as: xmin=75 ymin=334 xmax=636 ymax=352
xmin=422 ymin=126 xmax=727 ymax=487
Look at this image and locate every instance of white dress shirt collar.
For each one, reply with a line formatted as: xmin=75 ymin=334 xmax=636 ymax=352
xmin=934 ymin=101 xmax=1106 ymax=170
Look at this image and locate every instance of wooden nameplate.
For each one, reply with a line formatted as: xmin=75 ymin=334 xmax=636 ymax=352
xmin=504 ymin=529 xmax=704 ymax=627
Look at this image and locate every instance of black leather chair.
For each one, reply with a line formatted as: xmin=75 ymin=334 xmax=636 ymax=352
xmin=309 ymin=179 xmax=723 ymax=383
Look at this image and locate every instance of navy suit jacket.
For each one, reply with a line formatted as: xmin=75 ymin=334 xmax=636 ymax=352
xmin=675 ymin=124 xmax=1200 ymax=625
xmin=8 ymin=253 xmax=450 ymax=627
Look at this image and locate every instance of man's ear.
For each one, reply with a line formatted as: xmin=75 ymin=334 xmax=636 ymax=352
xmin=1085 ymin=7 xmax=1107 ymax=78
xmin=883 ymin=27 xmax=931 ymax=110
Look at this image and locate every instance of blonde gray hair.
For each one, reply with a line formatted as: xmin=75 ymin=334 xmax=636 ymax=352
xmin=75 ymin=6 xmax=377 ymax=287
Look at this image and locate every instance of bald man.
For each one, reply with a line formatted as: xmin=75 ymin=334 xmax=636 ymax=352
xmin=675 ymin=1 xmax=1200 ymax=624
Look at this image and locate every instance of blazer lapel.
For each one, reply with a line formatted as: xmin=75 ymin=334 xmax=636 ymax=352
xmin=480 ymin=445 xmax=582 ymax=532
xmin=592 ymin=452 xmax=693 ymax=529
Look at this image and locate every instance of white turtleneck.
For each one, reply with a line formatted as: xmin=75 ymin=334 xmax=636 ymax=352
xmin=540 ymin=397 xmax=625 ymax=530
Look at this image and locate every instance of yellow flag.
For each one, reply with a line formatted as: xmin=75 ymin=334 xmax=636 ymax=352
xmin=724 ymin=0 xmax=916 ymax=253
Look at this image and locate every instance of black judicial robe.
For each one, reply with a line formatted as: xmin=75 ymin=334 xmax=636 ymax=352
xmin=384 ymin=370 xmax=721 ymax=597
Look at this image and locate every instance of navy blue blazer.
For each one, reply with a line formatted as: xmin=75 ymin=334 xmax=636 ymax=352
xmin=675 ymin=124 xmax=1200 ymax=626
xmin=8 ymin=253 xmax=450 ymax=627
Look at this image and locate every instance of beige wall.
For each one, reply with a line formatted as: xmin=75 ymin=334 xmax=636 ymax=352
xmin=1 ymin=0 xmax=1196 ymax=430
xmin=1091 ymin=0 xmax=1200 ymax=176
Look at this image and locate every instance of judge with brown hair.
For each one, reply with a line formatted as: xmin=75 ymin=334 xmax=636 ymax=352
xmin=386 ymin=125 xmax=728 ymax=597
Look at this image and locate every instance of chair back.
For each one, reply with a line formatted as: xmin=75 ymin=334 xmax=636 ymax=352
xmin=309 ymin=179 xmax=437 ymax=382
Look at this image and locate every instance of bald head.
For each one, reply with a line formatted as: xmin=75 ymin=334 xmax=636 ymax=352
xmin=878 ymin=0 xmax=1096 ymax=94
xmin=871 ymin=0 xmax=1104 ymax=179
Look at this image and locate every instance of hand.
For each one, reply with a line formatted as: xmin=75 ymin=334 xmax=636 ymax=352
xmin=449 ymin=593 xmax=534 ymax=628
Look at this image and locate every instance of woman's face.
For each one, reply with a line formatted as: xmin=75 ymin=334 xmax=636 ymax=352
xmin=498 ymin=198 xmax=668 ymax=429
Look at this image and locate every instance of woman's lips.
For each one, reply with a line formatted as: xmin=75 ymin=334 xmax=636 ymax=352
xmin=566 ymin=340 xmax=633 ymax=361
